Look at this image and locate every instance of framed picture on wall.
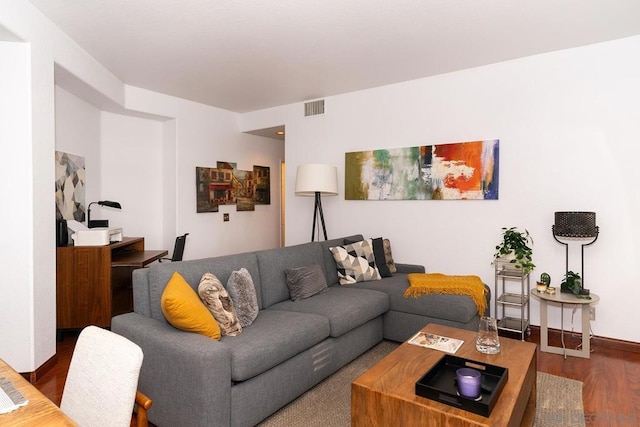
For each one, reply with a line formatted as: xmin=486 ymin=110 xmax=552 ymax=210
xmin=55 ymin=151 xmax=86 ymax=221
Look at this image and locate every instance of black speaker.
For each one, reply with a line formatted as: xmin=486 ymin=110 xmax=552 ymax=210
xmin=56 ymin=219 xmax=68 ymax=247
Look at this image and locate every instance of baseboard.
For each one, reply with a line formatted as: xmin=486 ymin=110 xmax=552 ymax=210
xmin=528 ymin=325 xmax=640 ymax=354
xmin=19 ymin=352 xmax=58 ymax=384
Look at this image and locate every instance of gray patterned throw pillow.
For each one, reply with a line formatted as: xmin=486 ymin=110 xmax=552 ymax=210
xmin=227 ymin=268 xmax=259 ymax=327
xmin=285 ymin=264 xmax=329 ymax=301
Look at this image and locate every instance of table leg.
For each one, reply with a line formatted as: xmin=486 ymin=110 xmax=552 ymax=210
xmin=560 ymin=304 xmax=567 ymax=359
xmin=581 ymin=304 xmax=591 ymax=356
xmin=540 ymin=299 xmax=549 ymax=351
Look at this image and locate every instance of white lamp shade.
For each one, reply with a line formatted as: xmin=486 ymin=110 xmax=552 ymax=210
xmin=295 ymin=164 xmax=338 ymax=196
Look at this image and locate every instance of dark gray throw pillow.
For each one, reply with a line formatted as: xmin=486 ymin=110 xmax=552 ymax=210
xmin=371 ymin=237 xmax=393 ymax=277
xmin=285 ymin=264 xmax=329 ymax=301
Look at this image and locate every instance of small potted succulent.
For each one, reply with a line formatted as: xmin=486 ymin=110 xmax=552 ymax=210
xmin=536 ymin=272 xmax=551 ymax=293
xmin=493 ymin=227 xmax=535 ymax=275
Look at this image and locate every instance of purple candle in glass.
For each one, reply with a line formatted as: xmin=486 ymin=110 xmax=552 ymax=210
xmin=456 ymin=368 xmax=481 ymax=399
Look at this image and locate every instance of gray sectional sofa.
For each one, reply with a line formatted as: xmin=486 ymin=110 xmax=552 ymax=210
xmin=112 ymin=234 xmax=489 ymax=427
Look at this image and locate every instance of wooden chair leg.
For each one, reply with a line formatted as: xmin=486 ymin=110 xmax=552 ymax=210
xmin=135 ymin=390 xmax=153 ymax=427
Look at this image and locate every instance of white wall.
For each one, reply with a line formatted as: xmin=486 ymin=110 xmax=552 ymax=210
xmin=244 ymin=36 xmax=640 ymax=343
xmin=124 ymin=86 xmax=284 ymax=258
xmin=56 ymin=85 xmax=285 ymax=261
xmin=55 ymin=86 xmax=101 ymax=205
xmin=56 ymin=83 xmax=284 ymax=258
xmin=100 ymin=112 xmax=165 ymax=249
xmin=0 ymin=41 xmax=36 ymax=369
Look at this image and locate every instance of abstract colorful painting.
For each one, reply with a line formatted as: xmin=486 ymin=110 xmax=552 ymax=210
xmin=345 ymin=140 xmax=499 ymax=200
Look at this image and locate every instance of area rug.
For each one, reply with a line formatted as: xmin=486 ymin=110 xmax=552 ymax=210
xmin=259 ymin=341 xmax=585 ymax=427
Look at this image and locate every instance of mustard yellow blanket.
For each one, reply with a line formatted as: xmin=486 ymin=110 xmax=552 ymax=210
xmin=404 ymin=273 xmax=487 ymax=316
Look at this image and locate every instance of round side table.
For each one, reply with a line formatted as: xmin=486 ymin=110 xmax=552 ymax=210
xmin=531 ymin=289 xmax=599 ymax=359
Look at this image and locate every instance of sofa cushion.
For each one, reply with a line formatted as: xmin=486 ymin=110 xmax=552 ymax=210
xmin=198 ymin=272 xmax=242 ymax=336
xmin=268 ymin=286 xmax=389 ymax=338
xmin=285 ymin=264 xmax=329 ymax=301
xmin=349 ymin=274 xmax=480 ymax=324
xmin=161 ymin=271 xmax=221 ymax=340
xmin=227 ymin=268 xmax=259 ymax=327
xmin=147 ymin=252 xmax=262 ymax=321
xmin=329 ymin=239 xmax=382 ymax=284
xmin=224 ymin=309 xmax=330 ymax=381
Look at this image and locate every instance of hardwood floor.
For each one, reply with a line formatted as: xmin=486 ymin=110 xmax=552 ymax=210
xmin=510 ymin=328 xmax=640 ymax=426
xmin=34 ymin=328 xmax=640 ymax=426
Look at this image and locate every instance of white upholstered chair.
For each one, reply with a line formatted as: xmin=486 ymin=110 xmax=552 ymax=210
xmin=60 ymin=325 xmax=150 ymax=427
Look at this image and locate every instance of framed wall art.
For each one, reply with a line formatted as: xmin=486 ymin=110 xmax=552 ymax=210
xmin=345 ymin=140 xmax=499 ymax=200
xmin=196 ymin=162 xmax=270 ymax=213
xmin=55 ymin=151 xmax=86 ymax=220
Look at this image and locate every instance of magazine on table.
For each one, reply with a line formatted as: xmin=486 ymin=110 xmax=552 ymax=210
xmin=408 ymin=331 xmax=464 ymax=354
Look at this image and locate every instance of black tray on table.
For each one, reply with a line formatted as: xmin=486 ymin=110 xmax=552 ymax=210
xmin=415 ymin=354 xmax=508 ymax=417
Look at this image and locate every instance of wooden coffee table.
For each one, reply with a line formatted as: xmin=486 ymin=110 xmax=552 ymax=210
xmin=352 ymin=324 xmax=537 ymax=426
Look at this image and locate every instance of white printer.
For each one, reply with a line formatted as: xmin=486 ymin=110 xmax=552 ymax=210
xmin=67 ymin=220 xmax=123 ymax=246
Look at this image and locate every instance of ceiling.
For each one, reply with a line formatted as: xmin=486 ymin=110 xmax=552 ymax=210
xmin=29 ymin=0 xmax=640 ymax=114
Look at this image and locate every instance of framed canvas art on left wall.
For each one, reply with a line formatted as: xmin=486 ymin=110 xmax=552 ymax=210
xmin=55 ymin=151 xmax=86 ymax=221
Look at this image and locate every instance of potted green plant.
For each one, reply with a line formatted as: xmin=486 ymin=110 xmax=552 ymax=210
xmin=560 ymin=271 xmax=591 ymax=299
xmin=493 ymin=227 xmax=535 ymax=275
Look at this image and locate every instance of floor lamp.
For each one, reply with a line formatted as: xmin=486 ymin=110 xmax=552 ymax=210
xmin=295 ymin=164 xmax=338 ymax=242
xmin=552 ymin=211 xmax=599 ymax=293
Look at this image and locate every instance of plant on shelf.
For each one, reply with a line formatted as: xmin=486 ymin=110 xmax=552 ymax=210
xmin=493 ymin=227 xmax=535 ymax=275
xmin=560 ymin=271 xmax=591 ymax=299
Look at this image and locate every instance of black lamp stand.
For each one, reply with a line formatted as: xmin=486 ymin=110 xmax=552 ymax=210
xmin=311 ymin=192 xmax=328 ymax=242
xmin=552 ymin=225 xmax=599 ymax=293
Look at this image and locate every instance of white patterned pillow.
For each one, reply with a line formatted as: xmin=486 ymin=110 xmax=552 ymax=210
xmin=198 ymin=272 xmax=242 ymax=336
xmin=329 ymin=239 xmax=382 ymax=285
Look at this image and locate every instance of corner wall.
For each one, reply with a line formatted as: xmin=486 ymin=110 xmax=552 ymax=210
xmin=124 ymin=86 xmax=284 ymax=258
xmin=0 ymin=41 xmax=37 ymax=370
xmin=0 ymin=0 xmax=284 ymax=372
xmin=0 ymin=0 xmax=128 ymax=372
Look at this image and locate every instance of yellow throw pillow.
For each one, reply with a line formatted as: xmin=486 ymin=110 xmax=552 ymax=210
xmin=161 ymin=271 xmax=221 ymax=340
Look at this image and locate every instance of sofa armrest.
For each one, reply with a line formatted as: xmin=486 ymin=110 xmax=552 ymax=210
xmin=394 ymin=263 xmax=426 ymax=274
xmin=112 ymin=313 xmax=232 ymax=427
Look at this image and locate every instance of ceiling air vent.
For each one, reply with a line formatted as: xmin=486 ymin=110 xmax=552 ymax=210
xmin=304 ymin=99 xmax=325 ymax=117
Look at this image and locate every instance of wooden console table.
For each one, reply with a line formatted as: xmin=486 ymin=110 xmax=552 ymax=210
xmin=56 ymin=237 xmax=167 ymax=336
